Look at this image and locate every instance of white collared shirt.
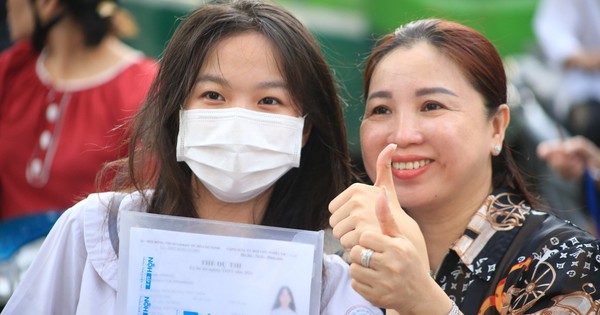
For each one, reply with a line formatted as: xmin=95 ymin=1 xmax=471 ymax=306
xmin=2 ymin=192 xmax=382 ymax=315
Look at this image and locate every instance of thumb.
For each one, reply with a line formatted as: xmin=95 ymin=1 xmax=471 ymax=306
xmin=374 ymin=143 xmax=402 ymax=238
xmin=374 ymin=143 xmax=397 ymax=189
xmin=376 ymin=186 xmax=402 ymax=237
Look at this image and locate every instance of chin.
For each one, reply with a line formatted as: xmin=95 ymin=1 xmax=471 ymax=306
xmin=397 ymin=198 xmax=419 ymax=211
xmin=397 ymin=193 xmax=433 ymax=213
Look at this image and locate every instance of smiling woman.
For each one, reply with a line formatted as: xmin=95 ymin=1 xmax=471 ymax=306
xmin=361 ymin=39 xmax=505 ymax=210
xmin=329 ymin=18 xmax=600 ymax=314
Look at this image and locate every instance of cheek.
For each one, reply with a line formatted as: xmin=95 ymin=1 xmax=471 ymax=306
xmin=444 ymin=121 xmax=493 ymax=168
xmin=429 ymin=121 xmax=479 ymax=161
xmin=360 ymin=123 xmax=386 ymax=180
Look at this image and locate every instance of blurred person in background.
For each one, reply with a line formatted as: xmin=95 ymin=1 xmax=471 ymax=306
xmin=0 ymin=1 xmax=156 ymax=306
xmin=0 ymin=0 xmax=157 ymax=220
xmin=533 ymin=0 xmax=600 ymax=147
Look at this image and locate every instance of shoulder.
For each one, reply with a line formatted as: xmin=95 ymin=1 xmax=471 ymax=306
xmin=131 ymin=55 xmax=158 ymax=72
xmin=0 ymin=40 xmax=38 ymax=87
xmin=0 ymin=40 xmax=36 ymax=66
xmin=74 ymin=191 xmax=151 ymax=288
xmin=122 ymin=55 xmax=158 ymax=82
xmin=101 ymin=52 xmax=157 ymax=105
xmin=512 ymin=211 xmax=599 ymax=273
xmin=526 ymin=211 xmax=598 ymax=250
xmin=528 ymin=211 xmax=600 ymax=266
xmin=115 ymin=44 xmax=158 ymax=84
xmin=321 ymin=254 xmax=383 ymax=315
xmin=1 ymin=191 xmax=147 ymax=313
xmin=502 ymin=212 xmax=600 ymax=313
xmin=53 ymin=191 xmax=121 ymax=236
xmin=82 ymin=42 xmax=157 ymax=96
xmin=81 ymin=190 xmax=151 ymax=252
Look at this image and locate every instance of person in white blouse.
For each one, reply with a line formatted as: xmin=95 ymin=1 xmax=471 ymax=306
xmin=0 ymin=1 xmax=383 ymax=314
xmin=533 ymin=0 xmax=600 ymax=146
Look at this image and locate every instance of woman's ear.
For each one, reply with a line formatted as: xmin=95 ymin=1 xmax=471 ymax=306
xmin=491 ymin=104 xmax=510 ymax=151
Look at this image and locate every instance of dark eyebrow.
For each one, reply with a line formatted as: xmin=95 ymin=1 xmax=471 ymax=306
xmin=415 ymin=87 xmax=457 ymax=97
xmin=258 ymin=80 xmax=288 ymax=89
xmin=196 ymin=74 xmax=228 ymax=86
xmin=367 ymin=90 xmax=393 ymax=101
xmin=195 ymin=75 xmax=287 ymax=90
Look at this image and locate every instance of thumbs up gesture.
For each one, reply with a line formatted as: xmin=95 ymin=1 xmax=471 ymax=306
xmin=329 ymin=144 xmax=437 ymax=312
xmin=329 ymin=143 xmax=428 ymax=263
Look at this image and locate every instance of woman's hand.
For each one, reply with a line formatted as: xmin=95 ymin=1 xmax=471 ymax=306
xmin=329 ymin=181 xmax=383 ymax=252
xmin=564 ymin=51 xmax=600 ymax=71
xmin=329 ymin=144 xmax=456 ymax=313
xmin=349 ymin=173 xmax=453 ymax=314
xmin=329 ymin=144 xmax=427 ymax=259
xmin=537 ymin=136 xmax=600 ymax=180
xmin=347 ymin=193 xmax=435 ymax=312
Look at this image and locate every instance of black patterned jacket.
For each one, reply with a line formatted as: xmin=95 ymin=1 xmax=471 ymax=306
xmin=435 ymin=188 xmax=600 ymax=314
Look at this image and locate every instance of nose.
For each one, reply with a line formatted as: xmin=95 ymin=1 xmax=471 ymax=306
xmin=389 ymin=112 xmax=424 ymax=147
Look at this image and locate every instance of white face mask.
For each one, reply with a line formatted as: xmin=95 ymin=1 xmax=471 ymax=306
xmin=176 ymin=108 xmax=305 ymax=203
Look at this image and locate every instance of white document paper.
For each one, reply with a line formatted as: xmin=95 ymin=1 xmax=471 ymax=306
xmin=116 ymin=211 xmax=323 ymax=315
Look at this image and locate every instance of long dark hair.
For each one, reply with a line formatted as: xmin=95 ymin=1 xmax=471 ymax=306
xmin=363 ymin=18 xmax=539 ymax=207
xmin=107 ymin=0 xmax=353 ymax=230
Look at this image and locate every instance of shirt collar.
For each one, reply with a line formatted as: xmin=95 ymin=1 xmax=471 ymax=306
xmin=450 ymin=189 xmax=531 ymax=280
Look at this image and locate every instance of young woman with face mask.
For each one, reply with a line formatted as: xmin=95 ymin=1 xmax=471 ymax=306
xmin=329 ymin=19 xmax=600 ymax=314
xmin=1 ymin=1 xmax=383 ymax=314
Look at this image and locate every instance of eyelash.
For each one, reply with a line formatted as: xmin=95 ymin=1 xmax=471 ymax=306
xmin=422 ymin=102 xmax=443 ymax=111
xmin=202 ymin=91 xmax=224 ymax=100
xmin=259 ymin=97 xmax=281 ymax=105
xmin=367 ymin=101 xmax=444 ymax=116
xmin=200 ymin=92 xmax=283 ymax=107
xmin=372 ymin=106 xmax=391 ymax=115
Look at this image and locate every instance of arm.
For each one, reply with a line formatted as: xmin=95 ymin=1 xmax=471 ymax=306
xmin=563 ymin=51 xmax=600 ymax=71
xmin=537 ymin=136 xmax=600 ymax=181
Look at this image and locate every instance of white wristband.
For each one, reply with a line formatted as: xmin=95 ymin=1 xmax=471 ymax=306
xmin=448 ymin=300 xmax=460 ymax=315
